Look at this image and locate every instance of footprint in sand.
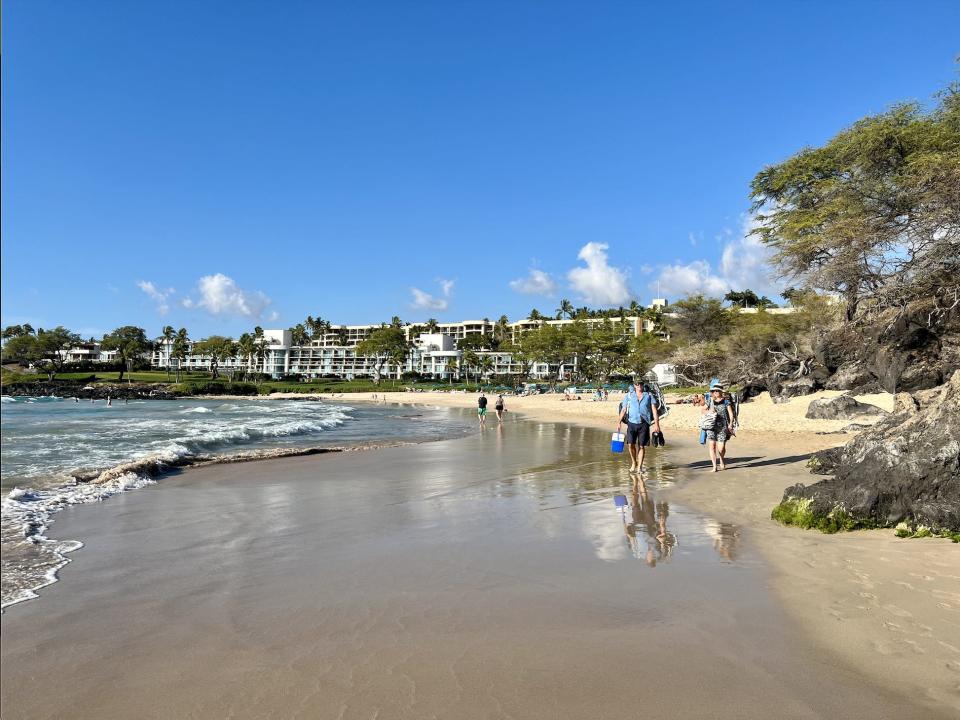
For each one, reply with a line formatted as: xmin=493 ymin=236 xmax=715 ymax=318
xmin=872 ymin=640 xmax=896 ymax=656
xmin=901 ymin=639 xmax=925 ymax=655
xmin=883 ymin=621 xmax=904 ymax=633
xmin=894 ymin=581 xmax=916 ymax=591
xmin=938 ymin=641 xmax=960 ymax=655
xmin=883 ymin=604 xmax=913 ymax=618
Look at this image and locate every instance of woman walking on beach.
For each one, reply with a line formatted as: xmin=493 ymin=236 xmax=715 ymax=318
xmin=495 ymin=394 xmax=506 ymax=422
xmin=702 ymin=382 xmax=735 ymax=472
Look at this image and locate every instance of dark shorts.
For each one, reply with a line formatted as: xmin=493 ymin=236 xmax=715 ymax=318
xmin=626 ymin=420 xmax=650 ymax=447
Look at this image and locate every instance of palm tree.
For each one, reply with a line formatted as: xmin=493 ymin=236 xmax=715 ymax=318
xmin=446 ymin=357 xmax=458 ymax=385
xmin=171 ymin=327 xmax=189 ymax=382
xmin=494 ymin=315 xmax=510 ymax=344
xmin=237 ymin=333 xmax=255 ymax=379
xmin=254 ymin=336 xmax=269 ymax=383
xmin=556 ymin=299 xmax=574 ymax=320
xmin=291 ymin=323 xmax=309 ymax=347
xmin=160 ymin=325 xmax=176 ymax=380
xmin=479 ymin=355 xmax=494 ymax=381
xmin=425 ymin=318 xmax=439 ymax=333
xmin=528 ymin=309 xmax=543 ymax=322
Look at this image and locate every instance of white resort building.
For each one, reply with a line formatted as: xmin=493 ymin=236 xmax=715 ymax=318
xmin=57 ymin=299 xmax=754 ymax=382
xmin=142 ymin=310 xmax=668 ymax=382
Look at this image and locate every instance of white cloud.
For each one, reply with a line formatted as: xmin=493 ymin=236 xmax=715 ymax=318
xmin=137 ymin=280 xmax=175 ymax=315
xmin=650 ymin=214 xmax=783 ymax=301
xmin=567 ymin=242 xmax=632 ymax=306
xmin=654 ymin=260 xmax=730 ymax=298
xmin=509 ymin=268 xmax=558 ymax=296
xmin=181 ymin=273 xmax=273 ymax=319
xmin=410 ymin=279 xmax=454 ymax=311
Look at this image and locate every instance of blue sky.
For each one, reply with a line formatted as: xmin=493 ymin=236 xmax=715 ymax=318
xmin=3 ymin=1 xmax=958 ymax=339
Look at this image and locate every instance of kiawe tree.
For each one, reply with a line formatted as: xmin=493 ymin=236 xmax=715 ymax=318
xmin=356 ymin=325 xmax=408 ymax=384
xmin=750 ymin=82 xmax=960 ymax=322
xmin=101 ymin=326 xmax=152 ymax=382
xmin=193 ymin=336 xmax=237 ymax=380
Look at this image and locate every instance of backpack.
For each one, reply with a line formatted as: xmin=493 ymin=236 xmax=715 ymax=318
xmin=645 ymin=381 xmax=670 ymax=420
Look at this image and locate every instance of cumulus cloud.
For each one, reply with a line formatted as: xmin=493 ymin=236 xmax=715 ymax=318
xmin=567 ymin=242 xmax=632 ymax=306
xmin=410 ymin=279 xmax=454 ymax=311
xmin=650 ymin=214 xmax=782 ymax=301
xmin=509 ymin=268 xmax=558 ymax=296
xmin=181 ymin=273 xmax=273 ymax=319
xmin=137 ymin=280 xmax=175 ymax=315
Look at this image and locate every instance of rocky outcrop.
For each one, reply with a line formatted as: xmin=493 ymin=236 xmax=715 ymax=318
xmin=805 ymin=395 xmax=887 ymax=420
xmin=1 ymin=381 xmax=183 ymax=400
xmin=776 ymin=371 xmax=960 ymax=532
xmin=861 ymin=306 xmax=959 ymax=393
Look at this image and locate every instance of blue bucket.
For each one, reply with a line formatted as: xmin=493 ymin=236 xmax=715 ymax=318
xmin=611 ymin=432 xmax=625 ymax=453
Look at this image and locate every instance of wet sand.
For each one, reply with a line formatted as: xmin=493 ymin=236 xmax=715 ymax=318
xmin=0 ymin=416 xmax=949 ymax=719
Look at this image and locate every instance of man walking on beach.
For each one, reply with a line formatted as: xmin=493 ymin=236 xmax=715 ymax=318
xmin=477 ymin=392 xmax=488 ymax=426
xmin=618 ymin=380 xmax=661 ymax=474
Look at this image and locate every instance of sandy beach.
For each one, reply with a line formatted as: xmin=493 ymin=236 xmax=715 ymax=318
xmin=2 ymin=397 xmax=957 ymax=718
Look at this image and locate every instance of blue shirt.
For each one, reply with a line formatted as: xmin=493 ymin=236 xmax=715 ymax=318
xmin=621 ymin=389 xmax=653 ymax=424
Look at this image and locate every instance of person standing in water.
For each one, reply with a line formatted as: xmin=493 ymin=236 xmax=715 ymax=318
xmin=495 ymin=394 xmax=506 ymax=423
xmin=477 ymin=392 xmax=488 ymax=426
xmin=618 ymin=380 xmax=661 ymax=474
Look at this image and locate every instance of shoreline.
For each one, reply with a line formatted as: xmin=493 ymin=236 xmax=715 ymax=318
xmin=2 ymin=412 xmax=947 ymax=718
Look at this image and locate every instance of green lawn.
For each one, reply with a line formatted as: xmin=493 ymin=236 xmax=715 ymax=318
xmin=256 ymin=378 xmax=487 ymax=395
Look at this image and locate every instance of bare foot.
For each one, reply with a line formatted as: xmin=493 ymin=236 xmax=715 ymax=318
xmin=711 ymin=466 xmax=718 ymax=473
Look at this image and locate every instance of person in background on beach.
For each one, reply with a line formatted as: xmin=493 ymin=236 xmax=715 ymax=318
xmin=702 ymin=382 xmax=735 ymax=472
xmin=107 ymin=395 xmax=112 ymax=406
xmin=477 ymin=392 xmax=488 ymax=425
xmin=618 ymin=379 xmax=661 ymax=474
xmin=495 ymin=394 xmax=506 ymax=422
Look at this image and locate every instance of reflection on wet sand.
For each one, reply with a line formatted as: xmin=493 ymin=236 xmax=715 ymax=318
xmin=617 ymin=480 xmax=677 ymax=566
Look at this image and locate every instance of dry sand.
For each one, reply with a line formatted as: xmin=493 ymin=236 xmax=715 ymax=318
xmin=1 ymin=415 xmax=949 ymax=719
xmin=315 ymin=387 xmax=897 ymax=434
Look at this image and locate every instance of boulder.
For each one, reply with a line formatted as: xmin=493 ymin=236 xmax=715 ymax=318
xmin=824 ymin=361 xmax=876 ymax=391
xmin=804 ymin=395 xmax=887 ymax=420
xmin=768 ymin=375 xmax=820 ymax=403
xmin=737 ymin=382 xmax=767 ymax=403
xmin=778 ymin=371 xmax=960 ymax=532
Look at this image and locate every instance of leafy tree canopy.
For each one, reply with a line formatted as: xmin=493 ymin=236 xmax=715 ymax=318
xmin=751 ymin=82 xmax=960 ymax=321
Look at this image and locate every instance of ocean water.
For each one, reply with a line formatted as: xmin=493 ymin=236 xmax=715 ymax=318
xmin=0 ymin=396 xmax=472 ymax=608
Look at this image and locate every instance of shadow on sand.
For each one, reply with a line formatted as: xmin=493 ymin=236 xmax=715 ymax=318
xmin=687 ymin=454 xmax=812 ymax=469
